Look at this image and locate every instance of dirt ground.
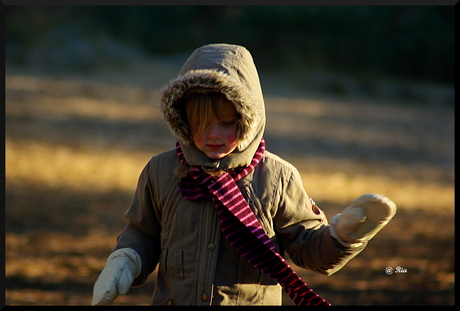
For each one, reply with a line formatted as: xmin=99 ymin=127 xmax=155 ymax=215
xmin=5 ymin=56 xmax=454 ymax=306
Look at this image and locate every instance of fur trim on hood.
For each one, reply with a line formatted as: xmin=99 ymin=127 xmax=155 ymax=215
xmin=158 ymin=44 xmax=266 ymax=169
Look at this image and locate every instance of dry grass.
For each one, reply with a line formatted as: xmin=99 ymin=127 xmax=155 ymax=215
xmin=5 ymin=60 xmax=454 ymax=305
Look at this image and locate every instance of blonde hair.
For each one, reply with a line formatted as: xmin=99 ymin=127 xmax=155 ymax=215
xmin=184 ymin=91 xmax=240 ymax=140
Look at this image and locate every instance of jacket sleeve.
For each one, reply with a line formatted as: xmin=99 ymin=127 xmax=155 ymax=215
xmin=113 ymin=159 xmax=162 ymax=286
xmin=274 ymin=166 xmax=366 ymax=276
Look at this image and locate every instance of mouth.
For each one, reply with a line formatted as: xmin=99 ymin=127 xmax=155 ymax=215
xmin=207 ymin=144 xmax=224 ymax=151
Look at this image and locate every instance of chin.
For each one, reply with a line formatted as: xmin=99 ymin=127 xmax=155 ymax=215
xmin=207 ymin=152 xmax=228 ymax=160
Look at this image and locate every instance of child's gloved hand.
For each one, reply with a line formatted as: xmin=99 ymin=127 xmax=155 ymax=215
xmin=92 ymin=248 xmax=142 ymax=305
xmin=330 ymin=193 xmax=397 ymax=248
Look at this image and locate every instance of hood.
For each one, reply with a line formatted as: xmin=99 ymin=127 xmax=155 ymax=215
xmin=159 ymin=43 xmax=266 ymax=170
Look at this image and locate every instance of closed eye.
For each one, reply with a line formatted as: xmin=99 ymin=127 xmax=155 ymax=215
xmin=221 ymin=119 xmax=236 ymax=126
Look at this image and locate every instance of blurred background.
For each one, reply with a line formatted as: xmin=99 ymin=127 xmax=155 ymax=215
xmin=5 ymin=5 xmax=454 ymax=305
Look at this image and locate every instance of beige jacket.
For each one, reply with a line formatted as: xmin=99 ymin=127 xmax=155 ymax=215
xmin=114 ymin=44 xmax=366 ymax=305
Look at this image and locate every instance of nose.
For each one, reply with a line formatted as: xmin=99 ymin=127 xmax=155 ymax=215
xmin=207 ymin=122 xmax=221 ymax=139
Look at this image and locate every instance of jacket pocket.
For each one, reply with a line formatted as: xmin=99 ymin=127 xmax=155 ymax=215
xmin=160 ymin=247 xmax=184 ymax=279
xmin=152 ymin=297 xmax=174 ymax=306
xmin=237 ymin=255 xmax=262 ymax=284
xmin=173 ymin=249 xmax=184 ymax=279
xmin=236 ymin=254 xmax=278 ymax=286
xmin=160 ymin=247 xmax=168 ymax=276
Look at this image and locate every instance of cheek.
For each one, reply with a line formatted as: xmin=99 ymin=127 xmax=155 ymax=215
xmin=193 ymin=130 xmax=206 ymax=143
xmin=226 ymin=131 xmax=238 ymax=145
xmin=192 ymin=135 xmax=203 ymax=147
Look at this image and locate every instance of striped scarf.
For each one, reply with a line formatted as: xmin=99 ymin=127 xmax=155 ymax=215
xmin=176 ymin=139 xmax=330 ymax=306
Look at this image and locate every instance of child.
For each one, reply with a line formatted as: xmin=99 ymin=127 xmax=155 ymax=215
xmin=92 ymin=43 xmax=396 ymax=306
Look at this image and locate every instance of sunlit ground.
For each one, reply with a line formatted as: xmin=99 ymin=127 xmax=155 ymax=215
xmin=5 ymin=63 xmax=454 ymax=305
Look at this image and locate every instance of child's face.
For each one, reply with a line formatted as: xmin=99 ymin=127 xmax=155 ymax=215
xmin=191 ymin=97 xmax=239 ymax=160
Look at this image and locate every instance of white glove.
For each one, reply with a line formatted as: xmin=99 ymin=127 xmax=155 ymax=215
xmin=92 ymin=248 xmax=142 ymax=305
xmin=330 ymin=193 xmax=397 ymax=248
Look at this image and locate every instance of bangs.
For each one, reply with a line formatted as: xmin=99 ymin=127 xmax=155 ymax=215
xmin=184 ymin=92 xmax=239 ymax=140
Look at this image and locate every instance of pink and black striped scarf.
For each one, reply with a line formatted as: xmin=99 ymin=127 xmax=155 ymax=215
xmin=176 ymin=138 xmax=330 ymax=306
